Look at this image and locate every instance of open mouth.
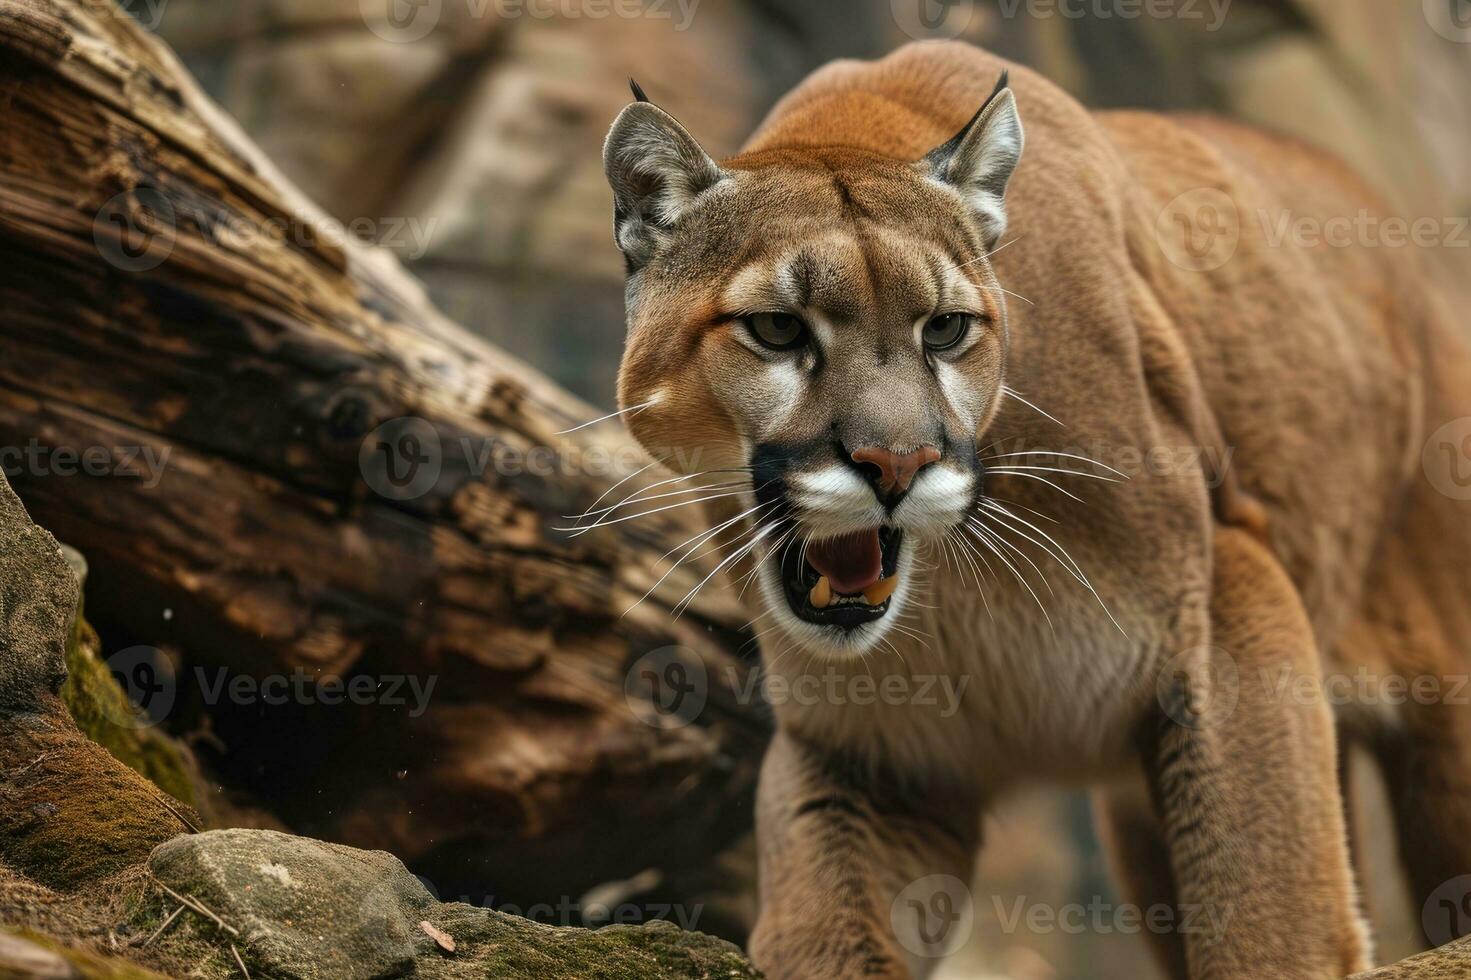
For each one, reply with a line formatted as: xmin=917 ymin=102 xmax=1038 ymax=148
xmin=779 ymin=527 xmax=904 ymax=629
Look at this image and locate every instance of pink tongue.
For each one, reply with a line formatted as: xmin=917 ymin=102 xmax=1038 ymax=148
xmin=807 ymin=530 xmax=883 ymax=595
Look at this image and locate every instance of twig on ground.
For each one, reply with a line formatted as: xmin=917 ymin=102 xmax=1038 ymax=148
xmin=151 ymin=880 xmax=240 ymax=938
xmin=139 ymin=904 xmax=186 ymax=947
xmin=147 ymin=790 xmax=201 ymax=833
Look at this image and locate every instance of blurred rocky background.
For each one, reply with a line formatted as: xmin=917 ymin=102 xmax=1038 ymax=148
xmin=143 ymin=0 xmax=1471 ymax=407
xmin=50 ymin=0 xmax=1471 ymax=977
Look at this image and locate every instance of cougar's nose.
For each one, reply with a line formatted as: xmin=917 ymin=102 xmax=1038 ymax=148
xmin=850 ymin=446 xmax=942 ymax=505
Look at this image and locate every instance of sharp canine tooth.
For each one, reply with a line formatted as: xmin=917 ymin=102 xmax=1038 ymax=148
xmin=810 ymin=576 xmax=832 ymax=609
xmin=862 ymin=575 xmax=899 ymax=606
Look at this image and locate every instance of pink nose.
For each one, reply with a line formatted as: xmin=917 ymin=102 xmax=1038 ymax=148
xmin=850 ymin=446 xmax=941 ymax=498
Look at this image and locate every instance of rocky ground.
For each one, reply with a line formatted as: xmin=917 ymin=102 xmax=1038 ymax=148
xmin=0 ymin=469 xmax=759 ymax=979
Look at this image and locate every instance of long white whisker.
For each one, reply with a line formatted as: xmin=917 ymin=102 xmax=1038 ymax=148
xmin=621 ymin=500 xmax=778 ymax=618
xmin=556 ymin=398 xmax=657 ymax=435
xmin=738 ymin=524 xmax=797 ymax=599
xmin=965 ymin=521 xmax=1053 ymax=631
xmin=577 ymin=457 xmax=662 ymax=519
xmin=1001 ymin=386 xmax=1064 ymax=427
xmin=990 ymin=498 xmax=1061 ymax=525
xmin=565 ymin=467 xmax=753 ymax=520
xmin=979 ymin=500 xmax=1088 ymax=583
xmin=958 ymin=235 xmax=1024 ymax=268
xmin=971 ymin=516 xmax=1055 ymax=598
xmin=556 ymin=488 xmax=753 ymax=535
xmin=987 ymin=465 xmax=1122 ymax=483
xmin=985 ymin=469 xmax=1085 ymax=503
xmin=673 ymin=522 xmax=782 ymax=618
xmin=979 ymin=283 xmax=1034 ymax=306
xmin=947 ymin=527 xmax=996 ymax=623
xmin=982 ymin=451 xmax=1129 ymax=480
xmin=888 ymin=622 xmax=932 ymax=650
xmin=574 ymin=480 xmax=748 ymax=521
xmin=981 ymin=501 xmax=1128 ymax=638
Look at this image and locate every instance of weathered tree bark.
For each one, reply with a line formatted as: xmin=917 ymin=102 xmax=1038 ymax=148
xmin=0 ymin=0 xmax=765 ymax=914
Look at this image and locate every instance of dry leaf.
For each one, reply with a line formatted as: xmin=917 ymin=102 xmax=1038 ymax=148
xmin=420 ymin=920 xmax=456 ymax=954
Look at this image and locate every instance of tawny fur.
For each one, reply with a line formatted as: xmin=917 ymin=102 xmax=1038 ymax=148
xmin=604 ymin=41 xmax=1471 ymax=980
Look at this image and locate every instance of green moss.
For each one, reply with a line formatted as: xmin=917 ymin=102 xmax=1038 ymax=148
xmin=0 ymin=732 xmax=191 ymax=891
xmin=422 ymin=908 xmax=762 ymax=979
xmin=60 ymin=602 xmax=197 ymax=809
xmin=119 ymin=880 xmax=262 ymax=980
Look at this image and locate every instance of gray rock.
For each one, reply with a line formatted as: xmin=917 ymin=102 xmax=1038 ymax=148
xmin=147 ymin=828 xmax=761 ymax=979
xmin=149 ymin=829 xmax=431 ymax=979
xmin=0 ymin=473 xmax=76 ymax=714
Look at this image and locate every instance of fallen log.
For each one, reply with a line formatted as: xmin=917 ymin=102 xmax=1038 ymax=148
xmin=0 ymin=468 xmax=759 ymax=980
xmin=0 ymin=0 xmax=765 ymax=914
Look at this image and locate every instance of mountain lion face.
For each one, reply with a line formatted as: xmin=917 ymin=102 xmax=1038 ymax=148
xmin=603 ymin=76 xmax=1023 ymax=654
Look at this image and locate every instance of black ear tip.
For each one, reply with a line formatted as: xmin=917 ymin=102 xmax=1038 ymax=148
xmin=990 ymin=70 xmax=1010 ymax=103
xmin=629 ymin=78 xmax=650 ymax=103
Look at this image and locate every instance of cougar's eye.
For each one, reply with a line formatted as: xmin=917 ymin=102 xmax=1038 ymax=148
xmin=922 ymin=313 xmax=975 ymax=351
xmin=744 ymin=312 xmax=809 ymax=351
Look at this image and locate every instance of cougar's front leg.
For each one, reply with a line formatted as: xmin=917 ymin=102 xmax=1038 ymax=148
xmin=1148 ymin=528 xmax=1371 ymax=979
xmin=749 ymin=731 xmax=979 ymax=980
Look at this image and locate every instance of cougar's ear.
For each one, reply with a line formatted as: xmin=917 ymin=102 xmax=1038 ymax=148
xmin=603 ymin=80 xmax=723 ymax=273
xmin=922 ymin=71 xmax=1024 ymax=246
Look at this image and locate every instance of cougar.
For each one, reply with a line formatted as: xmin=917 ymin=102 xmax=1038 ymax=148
xmin=601 ymin=40 xmax=1471 ymax=979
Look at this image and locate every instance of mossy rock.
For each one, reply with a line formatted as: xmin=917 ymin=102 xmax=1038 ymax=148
xmin=0 ymin=713 xmax=197 ymax=892
xmin=59 ymin=597 xmax=197 ymax=809
xmin=140 ymin=829 xmax=759 ymax=979
xmin=0 ymin=476 xmax=200 ymax=892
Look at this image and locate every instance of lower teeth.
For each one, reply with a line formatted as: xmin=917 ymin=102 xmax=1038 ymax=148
xmin=807 ymin=573 xmax=899 ymax=610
